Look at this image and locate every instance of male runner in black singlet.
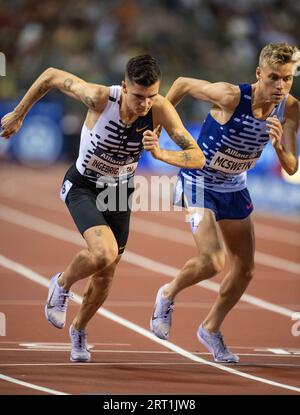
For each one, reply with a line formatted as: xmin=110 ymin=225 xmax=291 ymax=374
xmin=1 ymin=55 xmax=205 ymax=362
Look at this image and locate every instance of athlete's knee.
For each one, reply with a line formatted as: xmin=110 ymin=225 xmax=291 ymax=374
xmin=243 ymin=262 xmax=255 ymax=281
xmin=200 ymin=249 xmax=225 ymax=275
xmin=74 ymin=249 xmax=91 ymax=266
xmin=191 ymin=249 xmax=225 ymax=279
xmin=234 ymin=260 xmax=255 ymax=281
xmin=91 ymin=244 xmax=118 ymax=270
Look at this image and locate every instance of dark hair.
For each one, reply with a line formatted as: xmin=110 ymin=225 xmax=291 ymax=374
xmin=125 ymin=54 xmax=161 ymax=86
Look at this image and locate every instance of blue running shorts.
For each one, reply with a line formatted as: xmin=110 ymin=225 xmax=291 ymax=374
xmin=173 ymin=176 xmax=254 ymax=221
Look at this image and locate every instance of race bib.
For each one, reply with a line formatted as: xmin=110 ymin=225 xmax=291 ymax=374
xmin=209 ymin=147 xmax=260 ymax=174
xmin=85 ymin=154 xmax=138 ymax=178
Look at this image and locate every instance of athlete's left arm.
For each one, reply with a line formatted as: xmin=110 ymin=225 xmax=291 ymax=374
xmin=142 ymin=96 xmax=206 ymax=169
xmin=267 ymin=97 xmax=299 ymax=175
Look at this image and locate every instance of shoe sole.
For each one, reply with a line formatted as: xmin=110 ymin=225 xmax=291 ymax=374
xmin=214 ymin=358 xmax=238 ymax=364
xmin=70 ymin=356 xmax=91 ymax=363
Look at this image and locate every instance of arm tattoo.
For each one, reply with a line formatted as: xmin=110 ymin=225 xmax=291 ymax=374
xmin=180 ymin=151 xmax=192 ymax=165
xmin=94 ymin=229 xmax=102 ymax=237
xmin=171 ymin=133 xmax=191 ymax=150
xmin=64 ymin=78 xmax=96 ymax=108
xmin=15 ymin=104 xmax=25 ymax=116
xmin=38 ymin=79 xmax=50 ymax=95
xmin=63 ymin=78 xmax=73 ymax=90
xmin=83 ymin=95 xmax=96 ymax=109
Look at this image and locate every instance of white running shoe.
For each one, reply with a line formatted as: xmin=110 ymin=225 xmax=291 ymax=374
xmin=197 ymin=324 xmax=239 ymax=363
xmin=45 ymin=273 xmax=72 ymax=329
xmin=150 ymin=285 xmax=174 ymax=340
xmin=69 ymin=325 xmax=91 ymax=362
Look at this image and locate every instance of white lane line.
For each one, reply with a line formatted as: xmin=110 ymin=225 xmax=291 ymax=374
xmin=0 ymin=363 xmax=219 ymax=367
xmin=0 ymin=204 xmax=297 ymax=318
xmin=0 ymin=187 xmax=64 ymax=214
xmin=18 ymin=342 xmax=130 ymax=348
xmin=124 ymin=251 xmax=297 ymax=318
xmin=1 ymin=187 xmax=300 ymax=246
xmin=132 ymin=216 xmax=300 ymax=247
xmin=0 ymin=298 xmax=298 ymax=311
xmin=1 ymin=363 xmax=300 ymax=368
xmin=149 ymin=208 xmax=300 ymax=226
xmin=0 ymin=255 xmax=300 ymax=393
xmin=0 ymin=348 xmax=299 ymax=358
xmin=254 ymin=224 xmax=300 ymax=246
xmin=151 ymin=186 xmax=300 ymax=225
xmin=130 ymin=217 xmax=300 ymax=274
xmin=267 ymin=349 xmax=291 ymax=355
xmin=0 ymin=342 xmax=129 ymax=350
xmin=0 ymin=299 xmax=262 ymax=308
xmin=0 ymin=374 xmax=68 ymax=395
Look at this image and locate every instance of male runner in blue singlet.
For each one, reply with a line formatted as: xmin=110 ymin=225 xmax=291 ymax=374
xmin=1 ymin=55 xmax=205 ymax=362
xmin=151 ymin=43 xmax=299 ymax=363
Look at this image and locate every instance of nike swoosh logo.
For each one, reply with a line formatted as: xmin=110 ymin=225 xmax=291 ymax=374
xmin=46 ymin=289 xmax=55 ymax=308
xmin=246 ymin=203 xmax=253 ymax=209
xmin=136 ymin=125 xmax=148 ymax=133
xmin=46 ymin=278 xmax=58 ymax=308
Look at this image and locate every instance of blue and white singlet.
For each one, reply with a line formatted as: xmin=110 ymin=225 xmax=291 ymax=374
xmin=178 ymin=83 xmax=288 ymax=193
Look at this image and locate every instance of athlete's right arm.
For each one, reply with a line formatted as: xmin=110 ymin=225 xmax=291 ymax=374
xmin=0 ymin=68 xmax=108 ymax=139
xmin=166 ymin=77 xmax=240 ymax=110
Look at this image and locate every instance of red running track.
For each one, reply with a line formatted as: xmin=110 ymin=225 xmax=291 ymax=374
xmin=0 ymin=163 xmax=299 ymax=395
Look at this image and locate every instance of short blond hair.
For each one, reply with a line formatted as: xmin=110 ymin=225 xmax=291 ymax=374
xmin=259 ymin=43 xmax=299 ymax=67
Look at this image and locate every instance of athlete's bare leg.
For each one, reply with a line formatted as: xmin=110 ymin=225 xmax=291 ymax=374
xmin=202 ymin=216 xmax=255 ymax=333
xmin=163 ymin=208 xmax=225 ymax=299
xmin=73 ymin=255 xmax=122 ymax=330
xmin=58 ymin=225 xmax=119 ymax=291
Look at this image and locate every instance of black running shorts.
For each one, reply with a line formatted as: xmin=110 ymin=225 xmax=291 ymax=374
xmin=60 ymin=164 xmax=134 ymax=255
